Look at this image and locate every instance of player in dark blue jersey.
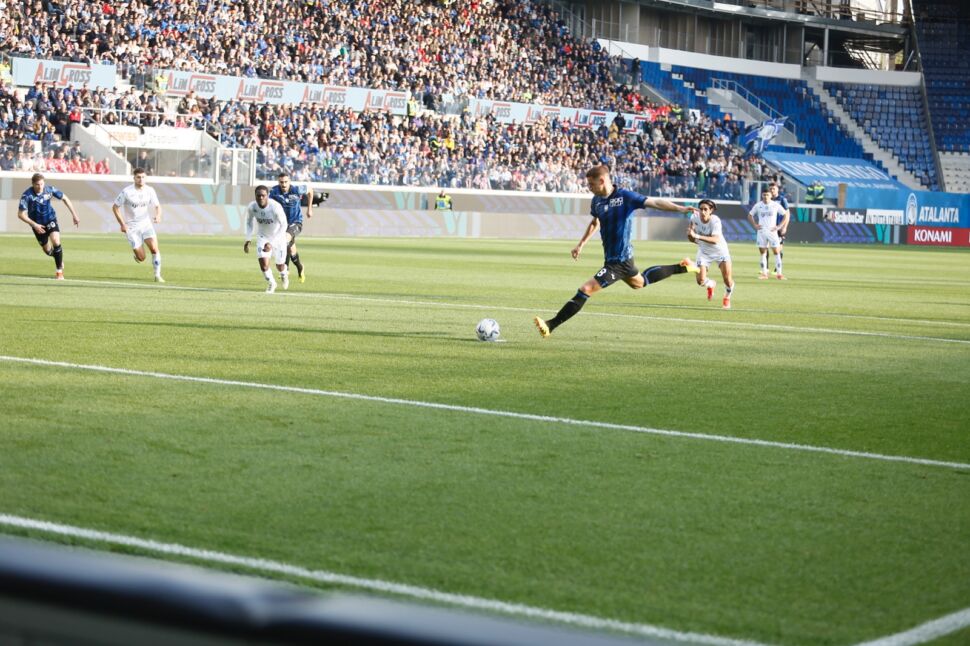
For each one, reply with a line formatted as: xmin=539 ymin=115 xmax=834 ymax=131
xmin=17 ymin=173 xmax=81 ymax=280
xmin=268 ymin=171 xmax=314 ymax=282
xmin=769 ymin=183 xmax=790 ymax=259
xmin=534 ymin=165 xmax=700 ymax=337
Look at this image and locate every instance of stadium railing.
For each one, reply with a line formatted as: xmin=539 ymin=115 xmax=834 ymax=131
xmin=0 ymin=535 xmax=654 ymax=646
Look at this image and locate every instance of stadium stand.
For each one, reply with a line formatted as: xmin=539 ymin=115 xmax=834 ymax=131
xmin=824 ymin=83 xmax=940 ymax=190
xmin=0 ymin=0 xmax=649 ymax=113
xmin=212 ymin=100 xmax=758 ymax=196
xmin=639 ymin=61 xmax=883 ymax=163
xmin=913 ymin=0 xmax=970 ymax=192
xmin=0 ymin=0 xmax=767 ymax=196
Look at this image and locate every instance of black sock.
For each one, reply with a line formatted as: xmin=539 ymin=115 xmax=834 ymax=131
xmin=285 ymin=249 xmax=292 ymax=268
xmin=548 ymin=290 xmax=589 ymax=331
xmin=642 ymin=263 xmax=686 ymax=285
xmin=291 ymin=253 xmax=303 ymax=272
xmin=52 ymin=245 xmax=63 ymax=270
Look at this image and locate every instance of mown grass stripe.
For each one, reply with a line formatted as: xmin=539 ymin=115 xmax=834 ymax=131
xmin=2 ymin=274 xmax=968 ymax=345
xmin=2 ymin=354 xmax=967 ymax=471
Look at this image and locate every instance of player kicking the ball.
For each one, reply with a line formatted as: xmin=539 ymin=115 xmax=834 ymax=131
xmin=687 ymin=199 xmax=734 ymax=309
xmin=244 ymin=186 xmax=289 ymax=293
xmin=533 ymin=165 xmax=699 ymax=337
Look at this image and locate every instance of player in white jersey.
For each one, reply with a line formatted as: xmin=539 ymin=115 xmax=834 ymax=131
xmin=244 ymin=185 xmax=289 ymax=293
xmin=747 ymin=187 xmax=789 ymax=279
xmin=112 ymin=168 xmax=164 ymax=282
xmin=687 ymin=199 xmax=734 ymax=309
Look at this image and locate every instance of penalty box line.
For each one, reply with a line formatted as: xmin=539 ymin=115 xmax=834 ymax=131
xmin=1 ymin=354 xmax=968 ymax=472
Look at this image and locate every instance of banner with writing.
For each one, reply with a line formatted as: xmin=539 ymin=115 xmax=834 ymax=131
xmin=160 ymin=70 xmax=408 ymax=114
xmin=12 ymin=57 xmax=116 ymax=89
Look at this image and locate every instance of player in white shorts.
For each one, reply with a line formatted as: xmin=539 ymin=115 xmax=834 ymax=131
xmin=687 ymin=199 xmax=734 ymax=309
xmin=747 ymin=187 xmax=789 ymax=280
xmin=112 ymin=167 xmax=164 ymax=282
xmin=244 ymin=185 xmax=289 ymax=293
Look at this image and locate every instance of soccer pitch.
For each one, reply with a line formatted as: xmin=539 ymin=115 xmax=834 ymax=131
xmin=0 ymin=234 xmax=968 ymax=646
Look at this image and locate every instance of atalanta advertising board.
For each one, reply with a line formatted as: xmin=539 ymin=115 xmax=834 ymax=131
xmin=764 ymin=151 xmax=970 ymax=233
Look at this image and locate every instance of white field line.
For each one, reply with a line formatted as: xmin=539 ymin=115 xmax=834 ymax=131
xmin=1 ymin=274 xmax=969 ymax=345
xmin=0 ymin=513 xmax=767 ymax=646
xmin=852 ymin=606 xmax=970 ymax=646
xmin=2 ymin=354 xmax=968 ymax=472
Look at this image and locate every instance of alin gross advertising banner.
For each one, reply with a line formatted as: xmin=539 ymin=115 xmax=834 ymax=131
xmin=467 ymin=98 xmax=669 ymax=132
xmin=12 ymin=57 xmax=117 ymax=89
xmin=161 ymin=70 xmax=408 ymax=114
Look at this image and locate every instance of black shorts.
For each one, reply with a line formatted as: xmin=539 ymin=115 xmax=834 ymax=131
xmin=33 ymin=220 xmax=60 ymax=246
xmin=286 ymin=222 xmax=303 ymax=241
xmin=594 ymin=259 xmax=640 ymax=288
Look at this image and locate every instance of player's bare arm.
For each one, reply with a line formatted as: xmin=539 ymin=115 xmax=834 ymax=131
xmin=154 ymin=203 xmax=162 ymax=224
xmin=644 ymin=197 xmax=698 ymax=215
xmin=111 ymin=204 xmax=127 ymax=232
xmin=243 ymin=240 xmax=251 ymax=253
xmin=572 ymin=218 xmax=599 ymax=259
xmin=62 ymin=195 xmax=80 ymax=226
xmin=18 ymin=209 xmax=45 ymax=235
xmin=306 ymin=187 xmax=314 ymax=219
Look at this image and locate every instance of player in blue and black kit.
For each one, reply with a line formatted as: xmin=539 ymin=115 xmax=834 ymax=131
xmin=534 ymin=165 xmax=700 ymax=337
xmin=268 ymin=171 xmax=313 ymax=282
xmin=17 ymin=173 xmax=81 ymax=279
xmin=769 ymin=183 xmax=790 ymax=259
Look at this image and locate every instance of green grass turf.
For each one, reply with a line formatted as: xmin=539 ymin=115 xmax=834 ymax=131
xmin=0 ymin=233 xmax=968 ymax=645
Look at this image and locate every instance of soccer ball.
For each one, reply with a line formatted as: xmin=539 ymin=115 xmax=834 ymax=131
xmin=475 ymin=318 xmax=501 ymax=342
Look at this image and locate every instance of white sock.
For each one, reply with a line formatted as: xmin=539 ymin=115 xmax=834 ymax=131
xmin=726 ymin=284 xmax=734 ymax=295
xmin=152 ymin=253 xmax=161 ymax=275
xmin=280 ymin=269 xmax=289 ymax=281
xmin=704 ymin=278 xmax=716 ymax=289
xmin=263 ymin=269 xmax=273 ymax=282
xmin=760 ymin=254 xmax=768 ymax=273
xmin=775 ymin=257 xmax=783 ymax=274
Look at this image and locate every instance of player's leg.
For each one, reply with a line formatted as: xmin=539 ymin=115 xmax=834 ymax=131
xmin=697 ymin=263 xmax=716 ymax=301
xmin=258 ymin=239 xmax=277 ymax=292
xmin=719 ymin=259 xmax=734 ymax=309
xmin=287 ymin=224 xmax=305 ymax=281
xmin=757 ymin=244 xmax=768 ymax=278
xmin=35 ymin=226 xmax=52 ymax=256
xmin=772 ymin=245 xmax=784 ymax=278
xmin=275 ymin=239 xmax=289 ymax=290
xmin=276 ymin=262 xmax=288 ymax=289
xmin=535 ymin=277 xmax=602 ymax=337
xmin=48 ymin=228 xmax=64 ymax=277
xmin=128 ymin=224 xmax=146 ymax=263
xmin=144 ymin=236 xmax=163 ymax=281
xmin=640 ymin=260 xmax=694 ymax=286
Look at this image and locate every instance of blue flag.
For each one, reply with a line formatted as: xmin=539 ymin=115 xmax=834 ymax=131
xmin=742 ymin=117 xmax=788 ymax=158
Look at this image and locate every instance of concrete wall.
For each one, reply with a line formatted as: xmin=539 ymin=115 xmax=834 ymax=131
xmin=601 ymin=41 xmax=923 ymax=86
xmin=0 ymin=174 xmax=722 ymax=242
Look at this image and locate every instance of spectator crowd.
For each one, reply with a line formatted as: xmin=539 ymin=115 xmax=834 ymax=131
xmin=3 ymin=0 xmax=652 ymax=112
xmin=0 ymin=0 xmax=766 ymax=198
